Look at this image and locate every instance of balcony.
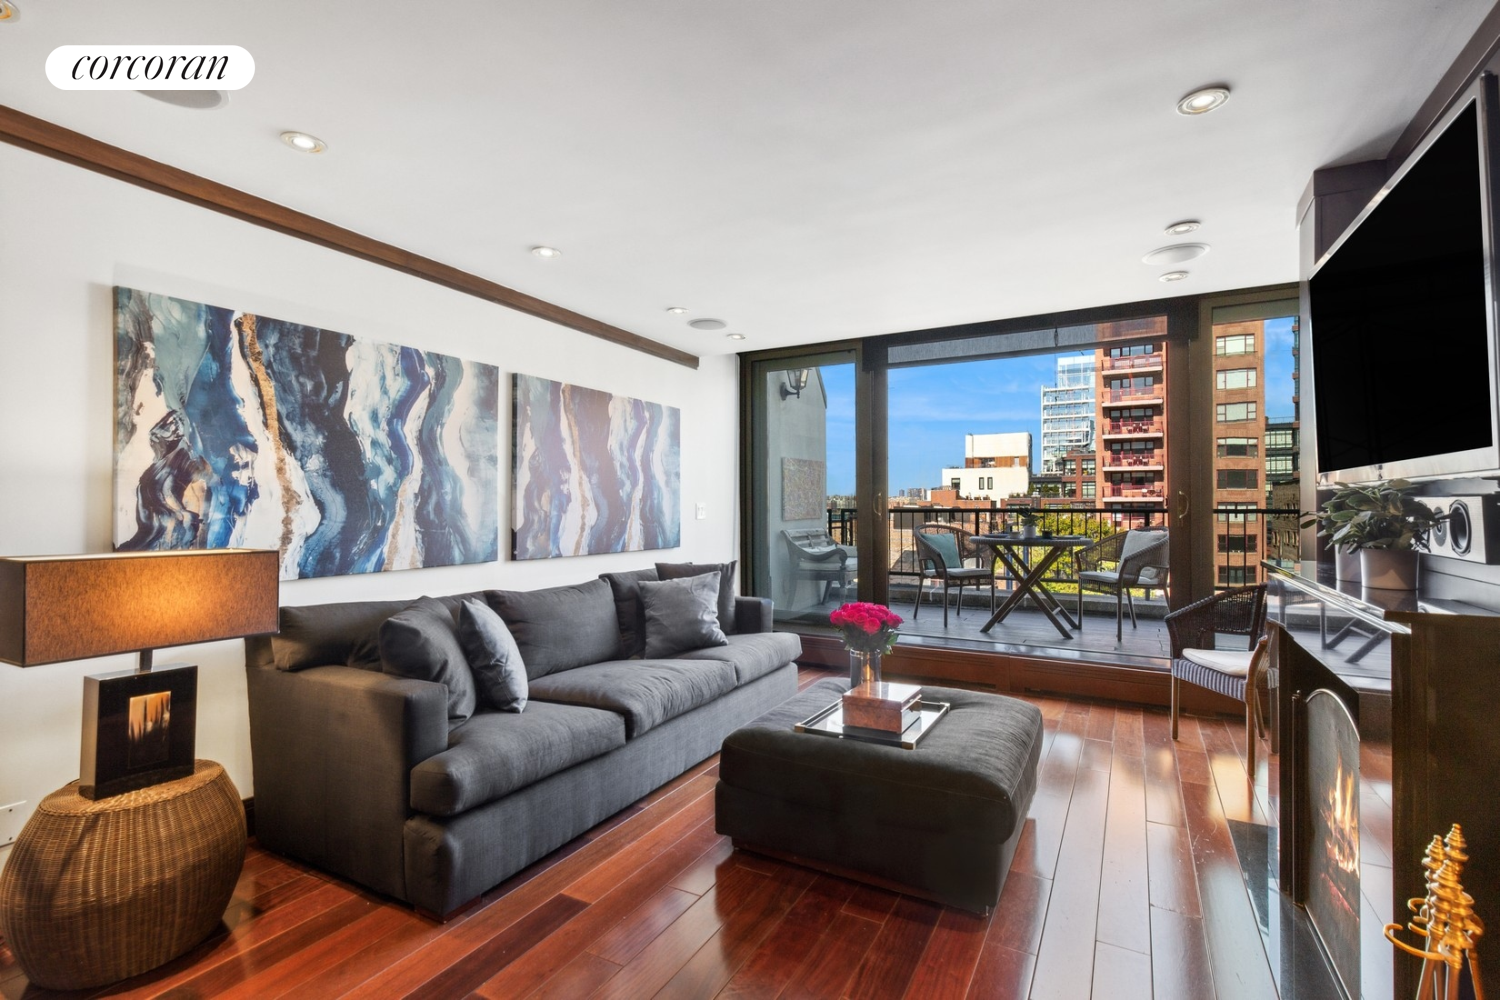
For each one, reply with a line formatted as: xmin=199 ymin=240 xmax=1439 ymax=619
xmin=1104 ymin=387 xmax=1164 ymax=405
xmin=1103 ymin=454 xmax=1163 ymax=471
xmin=1101 ymin=419 xmax=1164 ymax=438
xmin=1101 ymin=354 xmax=1163 ymax=373
xmin=1102 ymin=487 xmax=1165 ymax=502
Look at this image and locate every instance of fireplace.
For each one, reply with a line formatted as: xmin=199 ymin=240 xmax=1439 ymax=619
xmin=1305 ymin=689 xmax=1361 ymax=999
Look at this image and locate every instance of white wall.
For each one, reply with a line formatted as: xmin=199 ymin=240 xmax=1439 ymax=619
xmin=0 ymin=144 xmax=741 ymax=855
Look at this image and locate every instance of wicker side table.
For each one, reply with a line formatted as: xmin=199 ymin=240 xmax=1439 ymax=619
xmin=0 ymin=760 xmax=246 ymax=990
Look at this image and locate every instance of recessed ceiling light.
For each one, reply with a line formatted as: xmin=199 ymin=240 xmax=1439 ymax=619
xmin=0 ymin=2 xmax=20 ymax=22
xmin=280 ymin=130 xmax=327 ymax=154
xmin=1163 ymin=220 xmax=1201 ymax=236
xmin=727 ymin=333 xmax=746 ymax=341
xmin=688 ymin=318 xmax=727 ymax=331
xmin=142 ymin=90 xmax=229 ymax=110
xmin=530 ymin=246 xmax=562 ymax=259
xmin=1142 ymin=243 xmax=1209 ymax=265
xmin=665 ymin=307 xmax=688 ymax=315
xmin=1176 ymin=86 xmax=1230 ymax=116
xmin=1159 ymin=271 xmax=1190 ymax=282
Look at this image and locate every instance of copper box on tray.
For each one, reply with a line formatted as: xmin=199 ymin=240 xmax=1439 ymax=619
xmin=841 ymin=681 xmax=923 ymax=733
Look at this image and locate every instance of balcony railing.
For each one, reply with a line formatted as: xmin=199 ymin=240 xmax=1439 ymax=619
xmin=1102 ymin=454 xmax=1162 ymax=469
xmin=1102 ymin=420 xmax=1164 ymax=436
xmin=1101 ymin=354 xmax=1163 ymax=372
xmin=823 ymin=503 xmax=1301 ymax=600
xmin=1105 ymin=387 xmax=1164 ymax=404
xmin=1104 ymin=487 xmax=1164 ymax=499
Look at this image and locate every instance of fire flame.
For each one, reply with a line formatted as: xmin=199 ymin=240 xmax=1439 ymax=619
xmin=1322 ymin=759 xmax=1361 ymax=876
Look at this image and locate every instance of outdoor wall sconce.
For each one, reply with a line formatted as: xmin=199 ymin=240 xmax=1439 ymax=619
xmin=780 ymin=368 xmax=811 ymax=400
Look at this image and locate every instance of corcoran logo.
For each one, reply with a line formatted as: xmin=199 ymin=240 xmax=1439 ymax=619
xmin=45 ymin=45 xmax=254 ymax=90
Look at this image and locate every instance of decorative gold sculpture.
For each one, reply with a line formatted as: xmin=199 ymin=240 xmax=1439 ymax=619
xmin=1385 ymin=824 xmax=1485 ymax=1000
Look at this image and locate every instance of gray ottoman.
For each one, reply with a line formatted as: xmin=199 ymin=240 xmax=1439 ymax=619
xmin=715 ymin=678 xmax=1043 ymax=913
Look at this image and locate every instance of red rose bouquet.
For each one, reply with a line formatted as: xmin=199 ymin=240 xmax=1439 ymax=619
xmin=829 ymin=601 xmax=903 ymax=655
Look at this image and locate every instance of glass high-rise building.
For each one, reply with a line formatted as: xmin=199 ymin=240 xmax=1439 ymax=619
xmin=1040 ymin=355 xmax=1096 ymax=473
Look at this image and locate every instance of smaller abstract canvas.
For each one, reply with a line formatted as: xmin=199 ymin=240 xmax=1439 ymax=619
xmin=80 ymin=664 xmax=197 ymax=799
xmin=512 ymin=374 xmax=681 ymax=559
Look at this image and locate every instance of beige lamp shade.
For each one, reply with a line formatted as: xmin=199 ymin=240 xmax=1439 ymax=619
xmin=0 ymin=549 xmax=280 ymax=667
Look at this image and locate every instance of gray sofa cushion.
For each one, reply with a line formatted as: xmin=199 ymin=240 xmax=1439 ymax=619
xmin=528 ymin=659 xmax=738 ymax=738
xmin=410 ymin=701 xmax=627 ymax=816
xmin=640 ymin=574 xmax=728 ymax=658
xmin=600 ymin=567 xmax=660 ymax=658
xmin=457 ymin=598 xmax=528 ymax=713
xmin=657 ymin=561 xmax=737 ymax=634
xmin=487 ymin=578 xmax=620 ymax=679
xmin=273 ymin=599 xmax=407 ymax=671
xmin=674 ymin=632 xmax=803 ymax=685
xmin=378 ymin=597 xmax=478 ymax=726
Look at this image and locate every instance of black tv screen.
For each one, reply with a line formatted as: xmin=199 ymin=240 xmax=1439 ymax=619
xmin=1310 ymin=100 xmax=1494 ymax=476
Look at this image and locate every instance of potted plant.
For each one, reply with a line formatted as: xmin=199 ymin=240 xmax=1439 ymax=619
xmin=1017 ymin=508 xmax=1040 ymax=540
xmin=1301 ymin=480 xmax=1443 ymax=590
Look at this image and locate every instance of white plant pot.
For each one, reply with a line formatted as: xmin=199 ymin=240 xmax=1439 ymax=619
xmin=1335 ymin=550 xmax=1361 ymax=583
xmin=1021 ymin=524 xmax=1038 ymax=539
xmin=1360 ymin=548 xmax=1419 ymax=591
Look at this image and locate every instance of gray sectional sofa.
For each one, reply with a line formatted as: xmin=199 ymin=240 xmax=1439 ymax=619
xmin=244 ymin=567 xmax=801 ymax=918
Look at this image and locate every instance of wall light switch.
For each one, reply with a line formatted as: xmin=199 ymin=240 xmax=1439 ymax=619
xmin=695 ymin=502 xmax=707 ymax=520
xmin=0 ymin=801 xmax=26 ymax=847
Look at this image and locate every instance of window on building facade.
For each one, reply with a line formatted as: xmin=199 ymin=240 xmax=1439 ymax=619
xmin=1216 ymin=402 xmax=1258 ymax=422
xmin=1108 ymin=375 xmax=1157 ymax=392
xmin=1215 ymin=502 xmax=1260 ymax=522
xmin=1082 ymin=482 xmax=1096 ymax=499
xmin=1217 ymin=469 xmax=1259 ymax=490
xmin=1215 ymin=333 xmax=1256 ymax=355
xmin=1266 ymin=455 xmax=1295 ymax=476
xmin=1108 ymin=344 xmax=1156 ymax=357
xmin=1265 ymin=429 xmax=1295 ymax=449
xmin=1215 ymin=368 xmax=1258 ymax=390
xmin=950 ymin=478 xmax=960 ymax=491
xmin=1082 ymin=459 xmax=1096 ymax=475
xmin=1062 ymin=483 xmax=1078 ymax=498
xmin=1216 ymin=437 xmax=1259 ymax=457
xmin=1217 ymin=534 xmax=1259 ymax=553
xmin=1218 ymin=566 xmax=1257 ymax=585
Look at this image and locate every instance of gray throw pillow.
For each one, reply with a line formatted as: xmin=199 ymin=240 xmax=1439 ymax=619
xmin=639 ymin=574 xmax=728 ymax=659
xmin=378 ymin=597 xmax=478 ymax=726
xmin=487 ymin=578 xmax=620 ymax=679
xmin=457 ymin=598 xmax=528 ymax=713
xmin=656 ymin=561 xmax=737 ymax=634
xmin=601 ymin=567 xmax=661 ymax=658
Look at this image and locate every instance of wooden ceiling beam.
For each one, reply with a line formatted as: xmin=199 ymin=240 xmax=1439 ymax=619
xmin=0 ymin=104 xmax=699 ymax=369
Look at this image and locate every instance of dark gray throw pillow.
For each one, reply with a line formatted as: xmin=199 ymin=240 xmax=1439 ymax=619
xmin=639 ymin=574 xmax=728 ymax=658
xmin=656 ymin=561 xmax=737 ymax=634
xmin=378 ymin=597 xmax=478 ymax=726
xmin=601 ymin=567 xmax=661 ymax=658
xmin=457 ymin=598 xmax=528 ymax=713
xmin=487 ymin=578 xmax=620 ymax=679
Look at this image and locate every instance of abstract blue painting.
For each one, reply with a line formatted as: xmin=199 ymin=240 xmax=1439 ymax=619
xmin=512 ymin=374 xmax=680 ymax=559
xmin=114 ymin=286 xmax=500 ymax=579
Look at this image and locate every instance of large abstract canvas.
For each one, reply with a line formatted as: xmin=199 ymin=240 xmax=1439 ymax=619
xmin=512 ymin=374 xmax=680 ymax=559
xmin=114 ymin=287 xmax=500 ymax=579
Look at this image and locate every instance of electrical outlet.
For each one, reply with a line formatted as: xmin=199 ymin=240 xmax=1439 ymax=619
xmin=0 ymin=801 xmax=26 ymax=847
xmin=695 ymin=502 xmax=707 ymax=520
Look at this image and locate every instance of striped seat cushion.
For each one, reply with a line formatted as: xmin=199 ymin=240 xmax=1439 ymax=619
xmin=1171 ymin=649 xmax=1251 ymax=701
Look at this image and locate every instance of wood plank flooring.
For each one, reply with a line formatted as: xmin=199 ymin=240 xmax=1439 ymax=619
xmin=0 ymin=668 xmax=1278 ymax=1000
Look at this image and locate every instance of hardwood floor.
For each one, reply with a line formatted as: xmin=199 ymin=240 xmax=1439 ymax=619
xmin=0 ymin=668 xmax=1278 ymax=1000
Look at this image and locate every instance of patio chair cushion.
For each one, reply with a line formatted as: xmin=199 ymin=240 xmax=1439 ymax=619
xmin=1172 ymin=653 xmax=1250 ymax=701
xmin=1180 ymin=647 xmax=1255 ymax=675
xmin=920 ymin=532 xmax=963 ymax=569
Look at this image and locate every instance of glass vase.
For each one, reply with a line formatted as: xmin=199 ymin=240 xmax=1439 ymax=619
xmin=848 ymin=649 xmax=882 ymax=689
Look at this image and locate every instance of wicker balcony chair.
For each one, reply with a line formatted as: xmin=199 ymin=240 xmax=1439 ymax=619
xmin=1166 ymin=584 xmax=1270 ymax=774
xmin=913 ymin=528 xmax=995 ymax=627
xmin=915 ymin=521 xmax=982 ymax=564
xmin=1076 ymin=529 xmax=1171 ymax=641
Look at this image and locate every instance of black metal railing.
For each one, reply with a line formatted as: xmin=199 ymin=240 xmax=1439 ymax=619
xmin=824 ymin=503 xmax=1300 ymax=592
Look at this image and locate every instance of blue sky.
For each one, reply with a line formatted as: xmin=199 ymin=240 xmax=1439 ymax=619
xmin=820 ymin=313 xmax=1300 ymax=495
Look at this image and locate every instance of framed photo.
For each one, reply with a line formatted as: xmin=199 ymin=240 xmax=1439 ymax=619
xmin=80 ymin=664 xmax=198 ymax=799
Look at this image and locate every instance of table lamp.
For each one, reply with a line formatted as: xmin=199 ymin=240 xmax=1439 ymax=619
xmin=0 ymin=548 xmax=280 ymax=797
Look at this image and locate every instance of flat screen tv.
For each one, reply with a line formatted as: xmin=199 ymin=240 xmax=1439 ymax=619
xmin=1309 ymin=73 xmax=1500 ymax=484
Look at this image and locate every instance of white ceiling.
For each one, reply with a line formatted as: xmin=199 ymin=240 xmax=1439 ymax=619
xmin=1 ymin=1 xmax=1494 ymax=359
